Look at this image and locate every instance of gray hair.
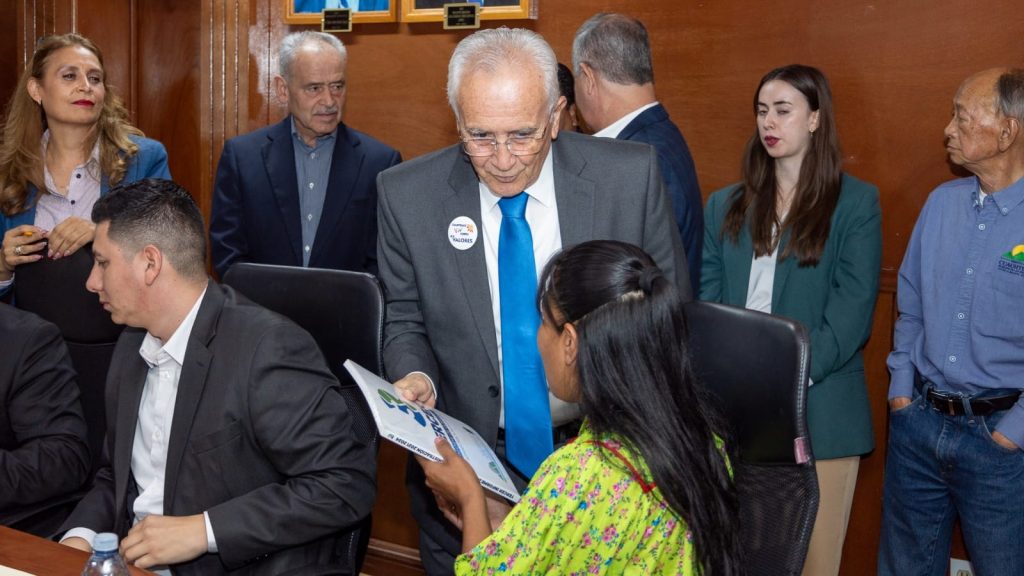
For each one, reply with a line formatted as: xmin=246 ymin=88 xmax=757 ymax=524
xmin=447 ymin=27 xmax=559 ymax=121
xmin=572 ymin=13 xmax=654 ymax=86
xmin=279 ymin=31 xmax=346 ymax=81
xmin=997 ymin=69 xmax=1024 ymax=125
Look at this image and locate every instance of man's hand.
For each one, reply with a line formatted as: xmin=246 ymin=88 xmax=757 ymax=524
xmin=46 ymin=216 xmax=95 ymax=259
xmin=889 ymin=396 xmax=913 ymax=412
xmin=992 ymin=431 xmax=1020 ymax=451
xmin=121 ymin=514 xmax=207 ymax=569
xmin=395 ymin=372 xmax=436 ymax=408
xmin=62 ymin=536 xmax=92 ymax=553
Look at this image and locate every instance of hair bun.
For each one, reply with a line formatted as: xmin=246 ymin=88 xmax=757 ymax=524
xmin=638 ymin=266 xmax=661 ymax=294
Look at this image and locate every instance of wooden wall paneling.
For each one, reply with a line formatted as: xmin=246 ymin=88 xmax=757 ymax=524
xmin=0 ymin=3 xmax=20 ymax=107
xmin=194 ymin=0 xmax=250 ymax=227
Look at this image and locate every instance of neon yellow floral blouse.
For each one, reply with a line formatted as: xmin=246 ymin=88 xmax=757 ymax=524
xmin=455 ymin=422 xmax=701 ymax=575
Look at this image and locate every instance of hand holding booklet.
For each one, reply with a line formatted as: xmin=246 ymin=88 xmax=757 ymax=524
xmin=344 ymin=360 xmax=521 ymax=502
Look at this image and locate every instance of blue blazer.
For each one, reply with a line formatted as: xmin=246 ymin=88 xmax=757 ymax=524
xmin=0 ymin=136 xmax=170 ymax=296
xmin=210 ymin=118 xmax=401 ymax=278
xmin=618 ymin=103 xmax=703 ymax=295
xmin=1 ymin=136 xmax=170 ymax=233
xmin=701 ymin=173 xmax=881 ymax=458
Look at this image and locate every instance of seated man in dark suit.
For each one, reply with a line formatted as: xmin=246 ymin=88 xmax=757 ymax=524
xmin=572 ymin=12 xmax=704 ymax=294
xmin=0 ymin=304 xmax=90 ymax=537
xmin=210 ymin=31 xmax=400 ymax=278
xmin=60 ymin=178 xmax=375 ymax=575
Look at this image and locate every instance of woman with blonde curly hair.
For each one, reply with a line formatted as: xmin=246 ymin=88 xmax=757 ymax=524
xmin=0 ymin=33 xmax=169 ymax=295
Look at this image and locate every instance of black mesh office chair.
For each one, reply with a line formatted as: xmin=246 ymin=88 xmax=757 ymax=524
xmin=683 ymin=300 xmax=819 ymax=576
xmin=14 ymin=247 xmax=124 ymax=479
xmin=222 ymin=263 xmax=382 ymax=573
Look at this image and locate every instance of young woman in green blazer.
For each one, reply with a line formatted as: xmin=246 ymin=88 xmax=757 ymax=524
xmin=701 ymin=64 xmax=881 ymax=576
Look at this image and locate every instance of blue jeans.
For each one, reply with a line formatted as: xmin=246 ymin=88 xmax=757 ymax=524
xmin=878 ymin=392 xmax=1024 ymax=576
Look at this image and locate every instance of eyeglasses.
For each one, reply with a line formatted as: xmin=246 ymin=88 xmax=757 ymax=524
xmin=460 ymin=117 xmax=552 ymax=157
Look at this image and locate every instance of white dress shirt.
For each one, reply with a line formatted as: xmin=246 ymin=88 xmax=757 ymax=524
xmin=477 ymin=152 xmax=580 ymax=427
xmin=63 ymin=288 xmax=214 ymax=570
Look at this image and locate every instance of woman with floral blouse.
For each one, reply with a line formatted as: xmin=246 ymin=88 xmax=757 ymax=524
xmin=420 ymin=240 xmax=742 ymax=575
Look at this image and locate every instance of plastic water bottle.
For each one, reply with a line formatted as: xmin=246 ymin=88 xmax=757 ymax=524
xmin=81 ymin=532 xmax=130 ymax=576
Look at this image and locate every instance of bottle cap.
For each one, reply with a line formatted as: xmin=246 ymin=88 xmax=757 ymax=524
xmin=93 ymin=532 xmax=119 ymax=553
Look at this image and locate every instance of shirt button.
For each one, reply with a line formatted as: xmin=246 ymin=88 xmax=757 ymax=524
xmin=966 ymin=268 xmax=973 ymax=275
xmin=75 ymin=173 xmax=82 ymax=179
xmin=957 ymin=312 xmax=965 ymax=320
xmin=307 ymin=214 xmax=313 ymax=221
xmin=310 ymin=152 xmax=316 ymax=159
xmin=308 ymin=182 xmax=315 ymax=189
xmin=305 ymin=245 xmax=311 ymax=252
xmin=1002 ymin=208 xmax=1009 ymax=215
xmin=70 ymin=200 xmax=76 ymax=205
xmin=978 ymin=223 xmax=986 ymax=230
xmin=949 ymin=355 xmax=957 ymax=363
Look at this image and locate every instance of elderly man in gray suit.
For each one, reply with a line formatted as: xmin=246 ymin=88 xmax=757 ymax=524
xmin=376 ymin=27 xmax=688 ymax=575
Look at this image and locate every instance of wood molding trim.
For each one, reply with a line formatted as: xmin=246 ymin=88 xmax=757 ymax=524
xmin=363 ymin=538 xmax=426 ymax=576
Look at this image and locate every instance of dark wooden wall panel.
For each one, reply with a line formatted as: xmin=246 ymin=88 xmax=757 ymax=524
xmin=4 ymin=1 xmax=1022 ymax=574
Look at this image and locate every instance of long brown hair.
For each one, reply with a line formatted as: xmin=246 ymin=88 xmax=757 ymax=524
xmin=0 ymin=33 xmax=142 ymax=217
xmin=723 ymin=64 xmax=842 ymax=266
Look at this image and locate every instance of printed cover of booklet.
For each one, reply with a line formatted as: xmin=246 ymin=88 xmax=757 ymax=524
xmin=344 ymin=360 xmax=521 ymax=502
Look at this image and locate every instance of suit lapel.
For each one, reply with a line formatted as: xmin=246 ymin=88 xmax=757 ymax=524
xmin=725 ymin=221 xmax=755 ymax=305
xmin=112 ymin=332 xmax=148 ymax=529
xmin=445 ymin=156 xmax=500 ymax=379
xmin=263 ymin=119 xmax=304 ymax=265
xmin=162 ymin=281 xmax=220 ymax=513
xmin=772 ymin=229 xmax=795 ymax=310
xmin=311 ymin=125 xmax=363 ymax=266
xmin=552 ymin=135 xmax=595 ymax=247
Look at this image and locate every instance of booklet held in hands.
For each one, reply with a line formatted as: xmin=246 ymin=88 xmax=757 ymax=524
xmin=344 ymin=360 xmax=520 ymax=502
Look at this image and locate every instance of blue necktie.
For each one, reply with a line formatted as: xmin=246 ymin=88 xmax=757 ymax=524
xmin=498 ymin=193 xmax=552 ymax=478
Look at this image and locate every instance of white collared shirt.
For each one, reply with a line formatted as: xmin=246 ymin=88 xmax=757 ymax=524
xmin=478 ymin=152 xmax=580 ymax=427
xmin=62 ymin=287 xmax=214 ymax=568
xmin=592 ymin=102 xmax=660 ymax=139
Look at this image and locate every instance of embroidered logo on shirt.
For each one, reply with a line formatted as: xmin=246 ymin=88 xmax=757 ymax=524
xmin=997 ymin=244 xmax=1024 ymax=277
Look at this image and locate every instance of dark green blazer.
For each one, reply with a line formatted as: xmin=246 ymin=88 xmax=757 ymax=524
xmin=701 ymin=173 xmax=881 ymax=459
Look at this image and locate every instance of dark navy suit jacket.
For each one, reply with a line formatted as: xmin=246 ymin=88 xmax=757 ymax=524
xmin=210 ymin=118 xmax=400 ymax=278
xmin=618 ymin=103 xmax=702 ymax=294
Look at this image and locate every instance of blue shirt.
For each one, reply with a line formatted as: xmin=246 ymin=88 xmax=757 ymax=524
xmin=291 ymin=120 xmax=337 ymax=267
xmin=888 ymin=174 xmax=1024 ymax=447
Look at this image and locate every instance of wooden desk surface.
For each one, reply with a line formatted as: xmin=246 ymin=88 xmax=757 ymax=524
xmin=0 ymin=526 xmax=150 ymax=575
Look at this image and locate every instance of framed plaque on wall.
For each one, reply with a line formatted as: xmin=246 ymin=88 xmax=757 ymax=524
xmin=401 ymin=0 xmax=533 ymax=23
xmin=285 ymin=0 xmax=398 ymax=24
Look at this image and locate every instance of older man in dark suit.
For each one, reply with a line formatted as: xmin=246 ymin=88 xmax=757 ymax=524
xmin=572 ymin=12 xmax=703 ymax=294
xmin=376 ymin=27 xmax=688 ymax=575
xmin=210 ymin=31 xmax=400 ymax=278
xmin=0 ymin=304 xmax=90 ymax=537
xmin=61 ymin=179 xmax=375 ymax=575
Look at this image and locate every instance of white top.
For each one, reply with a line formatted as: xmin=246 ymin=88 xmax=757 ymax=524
xmin=745 ymin=244 xmax=779 ymax=314
xmin=478 ymin=152 xmax=579 ymax=427
xmin=592 ymin=102 xmax=659 ymax=139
